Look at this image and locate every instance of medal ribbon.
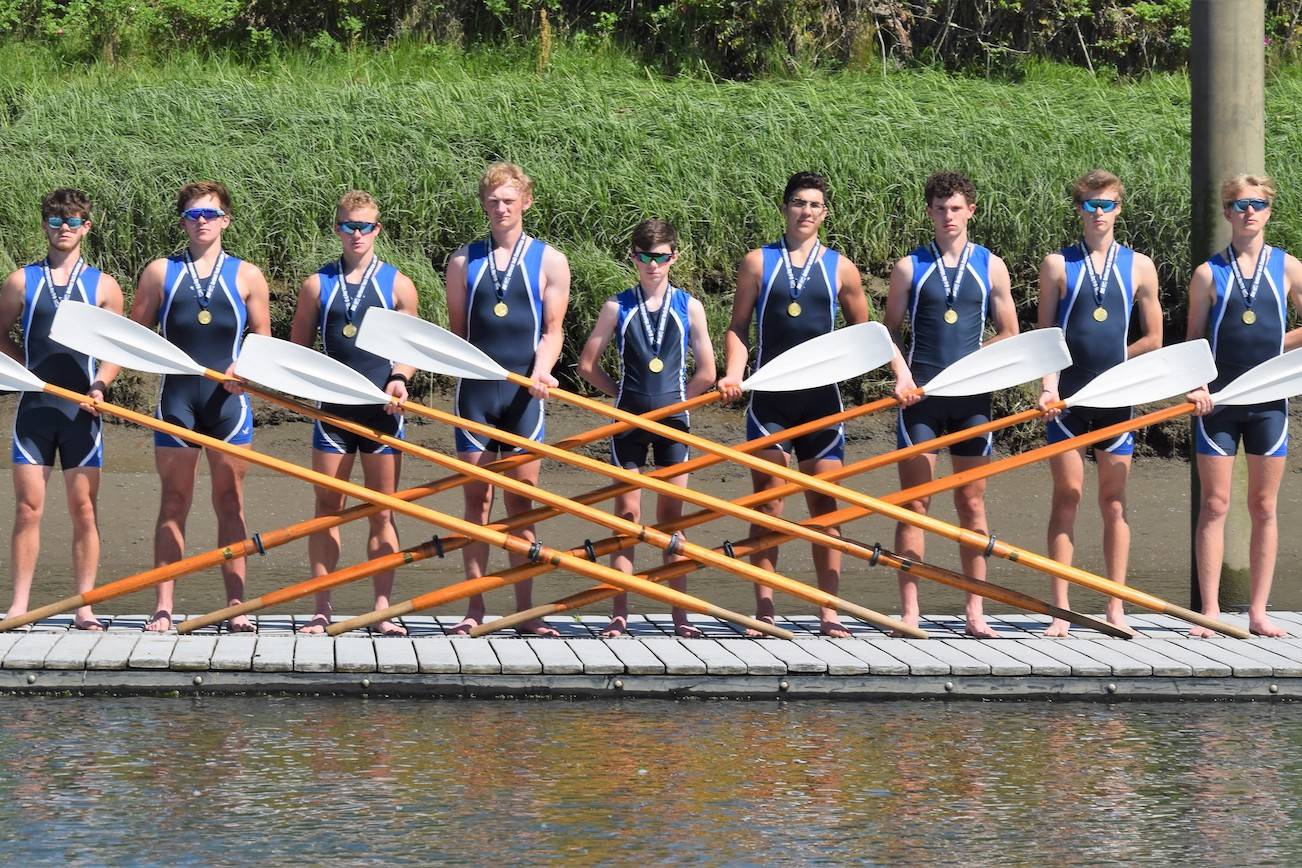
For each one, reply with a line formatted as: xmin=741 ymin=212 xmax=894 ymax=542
xmin=336 ymin=256 xmax=381 ymax=326
xmin=779 ymin=239 xmax=821 ymax=303
xmin=486 ymin=233 xmax=528 ymax=307
xmin=635 ymin=284 xmax=674 ymax=362
xmin=1079 ymin=239 xmax=1119 ymax=309
xmin=930 ymin=241 xmax=973 ymax=312
xmin=183 ymin=249 xmax=227 ymax=313
xmin=42 ymin=256 xmax=86 ymax=309
xmin=1228 ymin=244 xmax=1270 ymax=313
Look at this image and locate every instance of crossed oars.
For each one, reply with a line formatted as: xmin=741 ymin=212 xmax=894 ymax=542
xmin=352 ymin=310 xmax=1251 ymax=639
xmin=0 ymin=354 xmax=792 ymax=639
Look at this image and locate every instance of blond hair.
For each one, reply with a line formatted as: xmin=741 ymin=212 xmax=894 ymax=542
xmin=1071 ymin=169 xmax=1124 ymax=205
xmin=478 ymin=162 xmax=534 ymax=199
xmin=1221 ymin=174 xmax=1277 ymax=206
xmin=337 ymin=189 xmax=380 ymax=217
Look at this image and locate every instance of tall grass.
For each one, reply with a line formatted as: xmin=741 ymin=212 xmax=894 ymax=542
xmin=3 ymin=43 xmax=1301 ymax=451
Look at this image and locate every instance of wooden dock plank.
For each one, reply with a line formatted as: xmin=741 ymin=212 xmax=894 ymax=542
xmin=84 ymin=634 xmax=139 ymax=670
xmin=375 ymin=639 xmax=419 ymax=674
xmin=723 ymin=640 xmax=788 ymax=675
xmin=1101 ymin=640 xmax=1193 ymax=677
xmin=833 ymin=640 xmax=911 ymax=675
xmin=873 ymin=640 xmax=950 ymax=675
xmin=679 ymin=639 xmax=747 ymax=675
xmin=2 ymin=633 xmax=63 ymax=669
xmin=452 ymin=639 xmax=502 ymax=675
xmin=488 ymin=639 xmax=542 ymax=675
xmin=252 ymin=636 xmax=296 ymax=672
xmin=292 ymin=636 xmax=335 ymax=673
xmin=1136 ymin=639 xmax=1233 ymax=677
xmin=411 ymin=637 xmax=460 ymax=674
xmin=938 ymin=639 xmax=1031 ymax=676
xmin=757 ymin=640 xmax=826 ymax=674
xmin=208 ymin=634 xmax=257 ymax=671
xmin=641 ymin=638 xmax=707 ymax=675
xmin=793 ymin=638 xmax=871 ymax=675
xmin=334 ymin=637 xmax=378 ymax=673
xmin=1157 ymin=641 xmax=1270 ymax=677
xmin=686 ymin=614 xmax=746 ymax=638
xmin=128 ymin=635 xmax=177 ymax=669
xmin=1011 ymin=639 xmax=1111 ymax=677
xmin=169 ymin=636 xmax=217 ymax=671
xmin=603 ymin=638 xmax=666 ymax=675
xmin=564 ymin=639 xmax=625 ymax=675
xmin=399 ymin=615 xmax=442 ymax=637
xmin=990 ymin=640 xmax=1072 ymax=677
xmin=526 ymin=638 xmax=584 ymax=675
xmin=912 ymin=641 xmax=990 ymax=676
xmin=253 ymin=615 xmax=294 ymax=634
xmin=1072 ymin=640 xmax=1152 ymax=676
xmin=1204 ymin=640 xmax=1302 ymax=676
xmin=43 ymin=632 xmax=104 ymax=670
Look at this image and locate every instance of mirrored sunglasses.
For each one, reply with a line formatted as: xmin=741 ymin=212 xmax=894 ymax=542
xmin=45 ymin=216 xmax=87 ymax=229
xmin=1081 ymin=199 xmax=1119 ymax=214
xmin=1228 ymin=198 xmax=1271 ymax=213
xmin=633 ymin=251 xmax=674 ymax=265
xmin=337 ymin=220 xmax=378 ymax=235
xmin=181 ymin=207 xmax=226 ymax=222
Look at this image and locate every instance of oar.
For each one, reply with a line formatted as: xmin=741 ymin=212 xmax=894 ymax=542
xmin=356 ymin=313 xmax=1244 ymax=632
xmin=0 ymin=356 xmax=791 ymax=640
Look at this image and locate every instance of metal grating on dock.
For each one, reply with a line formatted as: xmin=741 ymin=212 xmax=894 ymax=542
xmin=1 ymin=612 xmax=1300 ymax=699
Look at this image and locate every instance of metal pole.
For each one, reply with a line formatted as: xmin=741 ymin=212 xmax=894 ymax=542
xmin=1189 ymin=0 xmax=1265 ymax=610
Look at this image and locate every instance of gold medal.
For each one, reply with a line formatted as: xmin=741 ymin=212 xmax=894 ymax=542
xmin=493 ymin=301 xmax=509 ymax=318
xmin=342 ymin=322 xmax=358 ymax=338
xmin=787 ymin=301 xmax=802 ymax=317
xmin=648 ymin=357 xmax=665 ymax=374
xmin=943 ymin=308 xmax=959 ymax=325
xmin=197 ymin=309 xmax=213 ymax=325
xmin=1093 ymin=306 xmax=1108 ymax=323
xmin=1243 ymin=309 xmax=1257 ymax=325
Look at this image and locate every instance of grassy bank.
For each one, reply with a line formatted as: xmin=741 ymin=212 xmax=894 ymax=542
xmin=2 ymin=42 xmax=1299 ymax=451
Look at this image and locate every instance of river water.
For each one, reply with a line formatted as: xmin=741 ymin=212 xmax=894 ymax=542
xmin=0 ymin=697 xmax=1296 ymax=863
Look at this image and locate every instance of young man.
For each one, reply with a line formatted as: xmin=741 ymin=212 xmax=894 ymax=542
xmin=577 ymin=218 xmax=715 ymax=638
xmin=1186 ymin=174 xmax=1302 ymax=638
xmin=719 ymin=171 xmax=910 ymax=638
xmin=885 ymin=171 xmax=1018 ymax=638
xmin=0 ymin=189 xmax=124 ymax=630
xmin=1036 ymin=170 xmax=1162 ymax=636
xmin=98 ymin=181 xmax=271 ymax=632
xmin=444 ymin=162 xmax=570 ymax=636
xmin=290 ymin=191 xmax=418 ymax=636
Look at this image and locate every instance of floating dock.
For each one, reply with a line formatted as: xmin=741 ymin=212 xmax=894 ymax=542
xmin=0 ymin=612 xmax=1300 ymax=699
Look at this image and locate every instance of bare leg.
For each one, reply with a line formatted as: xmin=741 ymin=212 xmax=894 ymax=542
xmin=1191 ymin=453 xmax=1234 ymax=637
xmin=951 ymin=454 xmax=995 ymax=638
xmin=7 ymin=464 xmax=53 ymax=621
xmin=801 ymin=456 xmax=847 ymax=638
xmin=149 ymin=448 xmax=202 ymax=632
xmin=894 ymin=452 xmax=937 ymax=634
xmin=504 ymin=456 xmax=558 ymax=637
xmin=657 ymin=472 xmax=702 ymax=639
xmin=1043 ymin=448 xmax=1084 ymax=637
xmin=300 ymin=450 xmax=354 ymax=634
xmin=63 ymin=467 xmax=104 ymax=630
xmin=1096 ymin=450 xmax=1133 ymax=630
xmin=360 ymin=449 xmax=406 ymax=636
xmin=603 ymin=484 xmax=640 ymax=638
xmin=1245 ymin=454 xmax=1286 ymax=637
xmin=208 ymin=446 xmax=254 ymax=632
xmin=746 ymin=446 xmax=789 ymax=636
xmin=453 ymin=449 xmax=494 ymax=634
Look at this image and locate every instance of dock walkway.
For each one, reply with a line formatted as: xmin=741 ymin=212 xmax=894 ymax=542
xmin=1 ymin=612 xmax=1300 ymax=699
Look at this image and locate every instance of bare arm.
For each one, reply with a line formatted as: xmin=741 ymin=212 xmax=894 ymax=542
xmin=85 ymin=274 xmax=126 ymax=411
xmin=1185 ymin=262 xmax=1216 ymax=414
xmin=985 ymin=253 xmax=1020 ymax=342
xmin=1128 ymin=252 xmax=1164 ymax=357
xmin=684 ymin=296 xmax=716 ymax=399
xmin=445 ymin=246 xmax=470 ymax=339
xmin=718 ymin=249 xmax=762 ymax=402
xmin=1284 ymin=252 xmax=1302 ymax=353
xmin=576 ymin=298 xmax=620 ymax=398
xmin=0 ymin=270 xmax=25 ymax=365
xmin=240 ymin=262 xmax=272 ymax=338
xmin=379 ymin=271 xmax=421 ymax=409
xmin=1036 ymin=252 xmax=1065 ymax=413
xmin=289 ymin=275 xmax=321 ymax=347
xmin=95 ymin=258 xmax=167 ymax=388
xmin=836 ymin=257 xmax=869 ymax=325
xmin=529 ymin=246 xmax=571 ymax=399
xmin=884 ymin=256 xmax=918 ymax=402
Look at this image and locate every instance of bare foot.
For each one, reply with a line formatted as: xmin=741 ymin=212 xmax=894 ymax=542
xmin=744 ymin=615 xmax=776 ymax=639
xmin=449 ymin=617 xmax=480 ymax=636
xmin=1105 ymin=608 xmax=1131 ymax=634
xmin=674 ymin=622 xmax=704 ymax=639
xmin=73 ymin=617 xmax=105 ymax=632
xmin=965 ymin=615 xmax=999 ymax=639
xmin=144 ymin=610 xmax=173 ymax=633
xmin=516 ymin=619 xmax=560 ymax=637
xmin=376 ymin=619 xmax=408 ymax=638
xmin=1188 ymin=624 xmax=1216 ymax=638
xmin=889 ymin=613 xmax=921 ymax=639
xmin=600 ymin=616 xmax=628 ymax=638
xmin=1250 ymin=615 xmax=1288 ymax=638
xmin=225 ymin=615 xmax=256 ymax=633
xmin=820 ymin=620 xmax=851 ymax=639
xmin=1043 ymin=618 xmax=1071 ymax=638
xmin=298 ymin=615 xmax=330 ymax=635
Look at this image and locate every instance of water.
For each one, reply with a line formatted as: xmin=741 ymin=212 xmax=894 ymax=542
xmin=0 ymin=697 xmax=1297 ymax=863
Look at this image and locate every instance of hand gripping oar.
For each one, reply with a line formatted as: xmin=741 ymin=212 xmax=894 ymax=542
xmin=358 ymin=311 xmax=1245 ymax=638
xmin=0 ymin=356 xmax=791 ymax=640
xmin=477 ymin=346 xmax=1204 ymax=638
xmin=180 ymin=330 xmax=1072 ymax=633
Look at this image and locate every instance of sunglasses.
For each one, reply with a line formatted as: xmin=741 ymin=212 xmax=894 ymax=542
xmin=633 ymin=251 xmax=674 ymax=265
xmin=181 ymin=207 xmax=226 ymax=222
xmin=1080 ymin=199 xmax=1119 ymax=214
xmin=1228 ymin=198 xmax=1271 ymax=213
xmin=45 ymin=216 xmax=86 ymax=229
xmin=337 ymin=220 xmax=379 ymax=235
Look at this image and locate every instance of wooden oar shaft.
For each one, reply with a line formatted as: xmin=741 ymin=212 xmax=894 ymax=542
xmin=501 ymin=374 xmax=1243 ymax=637
xmin=0 ymin=385 xmax=708 ymax=632
xmin=18 ymin=384 xmax=791 ymax=640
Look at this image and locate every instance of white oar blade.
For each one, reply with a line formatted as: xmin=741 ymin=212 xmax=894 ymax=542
xmin=356 ymin=308 xmax=508 ymax=381
xmin=1211 ymin=348 xmax=1302 ymax=406
xmin=50 ymin=301 xmax=206 ymax=376
xmin=1067 ymin=340 xmax=1216 ymax=408
xmin=0 ymin=353 xmax=47 ymax=392
xmin=235 ymin=335 xmax=390 ymax=406
xmin=923 ymin=328 xmax=1071 ymax=397
xmin=741 ymin=322 xmax=894 ymax=392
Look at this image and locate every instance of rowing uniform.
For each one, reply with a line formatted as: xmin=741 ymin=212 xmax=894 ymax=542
xmin=454 ymin=235 xmax=547 ymax=454
xmin=1046 ymin=242 xmax=1137 ymax=456
xmin=609 ymin=285 xmax=692 ymax=469
xmin=11 ymin=260 xmax=104 ymax=468
xmin=744 ymin=239 xmax=845 ymax=463
xmin=1195 ymin=245 xmax=1289 ymax=457
xmin=154 ymin=252 xmax=253 ymax=448
xmin=896 ymin=241 xmax=994 ymax=457
xmin=310 ymin=258 xmax=404 ymax=455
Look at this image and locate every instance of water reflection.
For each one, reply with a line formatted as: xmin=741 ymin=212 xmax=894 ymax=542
xmin=0 ymin=698 xmax=1296 ymax=862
